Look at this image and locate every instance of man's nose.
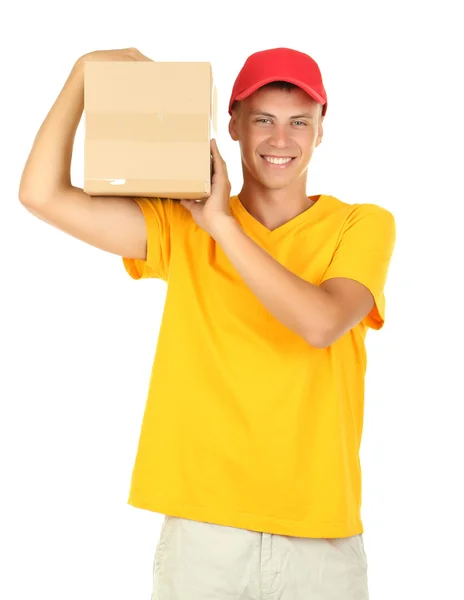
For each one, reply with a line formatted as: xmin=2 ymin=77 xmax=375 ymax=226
xmin=269 ymin=124 xmax=290 ymax=148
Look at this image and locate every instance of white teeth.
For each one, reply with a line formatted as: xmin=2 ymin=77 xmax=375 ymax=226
xmin=263 ymin=156 xmax=293 ymax=165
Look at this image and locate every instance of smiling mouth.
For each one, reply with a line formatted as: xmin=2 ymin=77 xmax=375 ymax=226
xmin=260 ymin=155 xmax=296 ymax=168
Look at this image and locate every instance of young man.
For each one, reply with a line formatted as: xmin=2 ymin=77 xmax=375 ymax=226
xmin=19 ymin=47 xmax=395 ymax=599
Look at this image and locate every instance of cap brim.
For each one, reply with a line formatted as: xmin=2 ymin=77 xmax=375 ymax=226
xmin=232 ymin=76 xmax=326 ymax=112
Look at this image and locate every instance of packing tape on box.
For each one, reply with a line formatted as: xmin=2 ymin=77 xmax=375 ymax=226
xmin=85 ymin=113 xmax=210 ymax=142
xmin=84 ymin=178 xmax=210 ymax=199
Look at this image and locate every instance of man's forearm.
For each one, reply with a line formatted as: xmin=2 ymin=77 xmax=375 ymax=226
xmin=211 ymin=216 xmax=336 ymax=347
xmin=19 ymin=60 xmax=85 ymax=202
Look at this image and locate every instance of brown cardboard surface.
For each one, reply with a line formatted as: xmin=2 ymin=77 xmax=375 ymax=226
xmin=83 ymin=61 xmax=216 ymax=199
xmin=212 ymin=85 xmax=218 ymax=134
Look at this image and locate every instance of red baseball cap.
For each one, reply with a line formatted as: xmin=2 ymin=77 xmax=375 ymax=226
xmin=229 ymin=47 xmax=328 ymax=117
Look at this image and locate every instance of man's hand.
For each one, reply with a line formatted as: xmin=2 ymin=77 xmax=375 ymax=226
xmin=180 ymin=139 xmax=234 ymax=238
xmin=77 ymin=47 xmax=153 ymax=66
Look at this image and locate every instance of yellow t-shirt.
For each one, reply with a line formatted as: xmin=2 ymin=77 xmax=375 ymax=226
xmin=122 ymin=194 xmax=396 ymax=538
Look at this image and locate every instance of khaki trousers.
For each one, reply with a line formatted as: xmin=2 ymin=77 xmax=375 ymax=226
xmin=152 ymin=515 xmax=369 ymax=600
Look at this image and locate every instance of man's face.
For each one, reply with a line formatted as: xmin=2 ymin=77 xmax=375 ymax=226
xmin=229 ymin=86 xmax=323 ymax=190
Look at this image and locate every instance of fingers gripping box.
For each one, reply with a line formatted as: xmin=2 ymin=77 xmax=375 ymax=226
xmin=84 ymin=61 xmax=217 ymax=199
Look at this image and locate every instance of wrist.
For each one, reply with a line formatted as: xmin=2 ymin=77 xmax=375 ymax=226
xmin=209 ymin=214 xmax=239 ymax=241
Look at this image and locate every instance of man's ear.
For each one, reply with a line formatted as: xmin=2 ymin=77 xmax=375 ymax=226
xmin=315 ymin=117 xmax=324 ymax=148
xmin=228 ymin=115 xmax=239 ymax=142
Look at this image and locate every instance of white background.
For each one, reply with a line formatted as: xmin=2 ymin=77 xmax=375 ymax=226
xmin=1 ymin=1 xmax=463 ymax=599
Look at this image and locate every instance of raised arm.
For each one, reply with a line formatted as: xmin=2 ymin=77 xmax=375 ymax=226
xmin=18 ymin=48 xmax=154 ymax=259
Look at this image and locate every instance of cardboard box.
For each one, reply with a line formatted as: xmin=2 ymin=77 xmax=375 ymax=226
xmin=83 ymin=61 xmax=217 ymax=199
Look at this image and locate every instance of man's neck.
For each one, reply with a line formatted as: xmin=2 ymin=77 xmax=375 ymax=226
xmin=237 ymin=178 xmax=316 ymax=231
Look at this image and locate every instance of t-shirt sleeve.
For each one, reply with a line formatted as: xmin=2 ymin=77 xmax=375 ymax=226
xmin=122 ymin=197 xmax=172 ymax=281
xmin=320 ymin=203 xmax=396 ymax=330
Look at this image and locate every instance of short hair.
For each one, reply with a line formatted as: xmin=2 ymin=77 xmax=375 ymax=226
xmin=232 ymin=81 xmax=323 ymax=118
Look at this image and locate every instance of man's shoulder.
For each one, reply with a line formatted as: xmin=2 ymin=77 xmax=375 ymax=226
xmin=327 ymin=194 xmax=395 ymax=222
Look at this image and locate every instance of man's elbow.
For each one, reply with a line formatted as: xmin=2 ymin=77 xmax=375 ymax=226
xmin=303 ymin=322 xmax=334 ymax=349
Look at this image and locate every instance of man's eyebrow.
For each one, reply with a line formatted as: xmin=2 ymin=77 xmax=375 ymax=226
xmin=249 ymin=110 xmax=314 ymax=119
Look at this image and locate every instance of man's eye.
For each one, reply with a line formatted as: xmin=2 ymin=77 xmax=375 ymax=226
xmin=255 ymin=119 xmax=306 ymax=126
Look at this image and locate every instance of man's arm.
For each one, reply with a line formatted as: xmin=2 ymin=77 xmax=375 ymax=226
xmin=212 ymin=217 xmax=374 ymax=349
xmin=18 ymin=49 xmax=153 ymax=259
